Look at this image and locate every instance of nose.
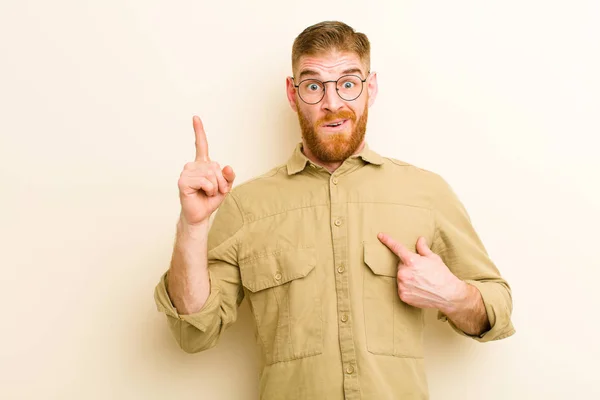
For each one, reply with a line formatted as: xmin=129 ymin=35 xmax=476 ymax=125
xmin=321 ymin=82 xmax=344 ymax=113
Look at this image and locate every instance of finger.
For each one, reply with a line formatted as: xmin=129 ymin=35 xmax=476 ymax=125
xmin=204 ymin=170 xmax=219 ymax=196
xmin=183 ymin=176 xmax=215 ymax=196
xmin=213 ymin=164 xmax=229 ymax=194
xmin=198 ymin=177 xmax=216 ymax=196
xmin=377 ymin=232 xmax=417 ymax=266
xmin=415 ymin=236 xmax=435 ymax=257
xmin=222 ymin=165 xmax=236 ymax=186
xmin=193 ymin=115 xmax=210 ymax=162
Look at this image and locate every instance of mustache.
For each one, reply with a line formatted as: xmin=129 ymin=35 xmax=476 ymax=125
xmin=316 ymin=110 xmax=356 ymax=126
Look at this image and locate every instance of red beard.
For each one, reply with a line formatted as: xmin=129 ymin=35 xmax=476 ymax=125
xmin=298 ymin=102 xmax=368 ymax=163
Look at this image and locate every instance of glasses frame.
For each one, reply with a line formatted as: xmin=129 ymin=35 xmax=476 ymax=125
xmin=292 ymin=72 xmax=370 ymax=105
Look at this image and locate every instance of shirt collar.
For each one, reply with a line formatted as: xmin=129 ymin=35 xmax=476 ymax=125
xmin=286 ymin=142 xmax=384 ymax=175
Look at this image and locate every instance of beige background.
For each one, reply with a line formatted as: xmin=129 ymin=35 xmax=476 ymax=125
xmin=1 ymin=1 xmax=599 ymax=399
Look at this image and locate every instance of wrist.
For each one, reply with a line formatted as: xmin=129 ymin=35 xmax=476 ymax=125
xmin=177 ymin=216 xmax=210 ymax=239
xmin=440 ymin=279 xmax=470 ymax=316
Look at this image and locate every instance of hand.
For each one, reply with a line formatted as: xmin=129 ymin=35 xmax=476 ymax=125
xmin=177 ymin=116 xmax=236 ymax=226
xmin=377 ymin=233 xmax=467 ymax=312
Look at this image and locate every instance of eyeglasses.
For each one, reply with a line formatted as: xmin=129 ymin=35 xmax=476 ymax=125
xmin=292 ymin=73 xmax=369 ymax=105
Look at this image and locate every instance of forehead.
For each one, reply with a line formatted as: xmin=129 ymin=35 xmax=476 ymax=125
xmin=295 ymin=51 xmax=366 ymax=79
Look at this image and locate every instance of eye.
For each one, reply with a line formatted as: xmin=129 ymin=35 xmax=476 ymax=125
xmin=342 ymin=81 xmax=355 ymax=89
xmin=306 ymin=82 xmax=321 ymax=92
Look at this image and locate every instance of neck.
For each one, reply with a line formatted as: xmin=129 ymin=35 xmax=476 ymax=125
xmin=301 ymin=140 xmax=366 ymax=174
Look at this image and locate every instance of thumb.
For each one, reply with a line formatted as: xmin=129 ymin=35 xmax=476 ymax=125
xmin=222 ymin=165 xmax=236 ymax=185
xmin=415 ymin=236 xmax=434 ymax=257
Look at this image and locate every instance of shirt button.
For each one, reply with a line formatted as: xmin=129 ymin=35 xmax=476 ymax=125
xmin=337 ymin=265 xmax=345 ymax=274
xmin=341 ymin=314 xmax=348 ymax=323
xmin=334 ymin=219 xmax=342 ymax=226
xmin=332 ymin=177 xmax=339 ymax=185
xmin=346 ymin=365 xmax=355 ymax=374
xmin=274 ymin=272 xmax=282 ymax=280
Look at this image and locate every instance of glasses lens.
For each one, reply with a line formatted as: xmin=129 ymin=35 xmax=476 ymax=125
xmin=298 ymin=79 xmax=324 ymax=104
xmin=337 ymin=75 xmax=363 ymax=101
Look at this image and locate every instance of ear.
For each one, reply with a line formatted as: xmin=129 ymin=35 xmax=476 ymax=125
xmin=286 ymin=76 xmax=298 ymax=112
xmin=366 ymin=72 xmax=378 ymax=108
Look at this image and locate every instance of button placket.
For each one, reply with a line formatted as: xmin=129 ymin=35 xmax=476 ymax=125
xmin=329 ymin=172 xmax=360 ymax=397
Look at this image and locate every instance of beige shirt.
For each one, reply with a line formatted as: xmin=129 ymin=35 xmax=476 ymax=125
xmin=154 ymin=142 xmax=515 ymax=400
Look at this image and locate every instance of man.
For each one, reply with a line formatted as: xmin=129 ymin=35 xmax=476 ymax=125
xmin=154 ymin=21 xmax=515 ymax=400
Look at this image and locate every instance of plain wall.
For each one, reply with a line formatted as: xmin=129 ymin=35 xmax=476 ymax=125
xmin=1 ymin=1 xmax=599 ymax=399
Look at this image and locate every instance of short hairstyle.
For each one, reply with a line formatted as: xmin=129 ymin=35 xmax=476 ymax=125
xmin=291 ymin=21 xmax=371 ymax=74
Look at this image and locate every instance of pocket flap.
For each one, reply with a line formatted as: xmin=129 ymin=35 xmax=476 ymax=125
xmin=363 ymin=242 xmax=399 ymax=278
xmin=240 ymin=247 xmax=316 ymax=293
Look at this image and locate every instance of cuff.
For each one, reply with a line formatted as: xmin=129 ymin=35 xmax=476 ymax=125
xmin=154 ymin=270 xmax=222 ymax=332
xmin=437 ymin=280 xmax=516 ymax=342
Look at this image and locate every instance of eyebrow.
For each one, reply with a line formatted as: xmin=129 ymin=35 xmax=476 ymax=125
xmin=297 ymin=67 xmax=365 ymax=80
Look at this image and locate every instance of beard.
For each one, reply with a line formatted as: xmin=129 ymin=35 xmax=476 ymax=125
xmin=298 ymin=101 xmax=368 ymax=163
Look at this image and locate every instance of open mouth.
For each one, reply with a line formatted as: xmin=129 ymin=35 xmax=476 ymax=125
xmin=322 ymin=119 xmax=348 ymax=130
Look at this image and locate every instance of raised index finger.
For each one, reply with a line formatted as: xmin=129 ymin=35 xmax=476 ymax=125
xmin=193 ymin=115 xmax=210 ymax=162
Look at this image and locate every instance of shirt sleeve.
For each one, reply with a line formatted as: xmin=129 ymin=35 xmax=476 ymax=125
xmin=430 ymin=174 xmax=516 ymax=342
xmin=153 ymin=192 xmax=245 ymax=353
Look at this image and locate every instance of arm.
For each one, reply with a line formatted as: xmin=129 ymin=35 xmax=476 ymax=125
xmin=377 ymin=173 xmax=514 ymax=342
xmin=431 ymin=174 xmax=515 ymax=341
xmin=439 ymin=281 xmax=490 ymax=336
xmin=154 ymin=115 xmax=243 ymax=353
xmin=154 ymin=193 xmax=245 ymax=353
xmin=167 ymin=218 xmax=211 ymax=315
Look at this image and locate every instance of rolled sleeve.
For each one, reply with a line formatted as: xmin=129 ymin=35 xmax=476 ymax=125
xmin=431 ymin=174 xmax=515 ymax=342
xmin=437 ymin=280 xmax=515 ymax=342
xmin=154 ymin=270 xmax=222 ymax=331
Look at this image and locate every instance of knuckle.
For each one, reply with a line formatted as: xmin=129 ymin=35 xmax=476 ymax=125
xmin=398 ymin=290 xmax=408 ymax=302
xmin=397 ymin=269 xmax=409 ymax=282
xmin=197 ymin=168 xmax=212 ymax=179
xmin=206 ymin=171 xmax=218 ymax=181
xmin=211 ymin=168 xmax=221 ymax=178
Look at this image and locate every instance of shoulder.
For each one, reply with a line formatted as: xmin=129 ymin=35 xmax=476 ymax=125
xmin=380 ymin=155 xmax=450 ymax=191
xmin=224 ymin=162 xmax=295 ymax=216
xmin=229 ymin=163 xmax=289 ymax=197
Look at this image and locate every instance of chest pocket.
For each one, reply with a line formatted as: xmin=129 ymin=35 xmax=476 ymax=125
xmin=363 ymin=241 xmax=424 ymax=358
xmin=239 ymin=247 xmax=323 ymax=365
